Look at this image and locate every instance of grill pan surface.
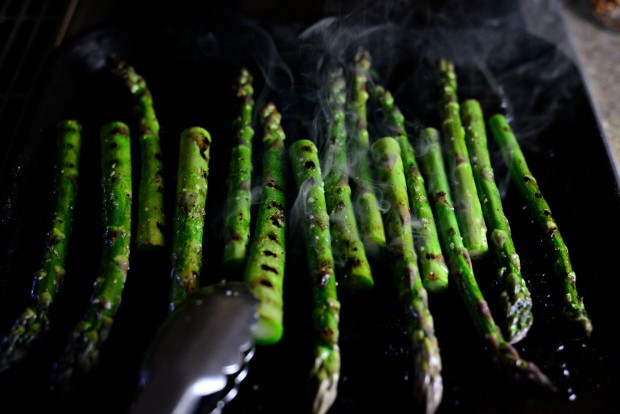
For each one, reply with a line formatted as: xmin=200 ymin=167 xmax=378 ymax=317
xmin=1 ymin=12 xmax=619 ymax=414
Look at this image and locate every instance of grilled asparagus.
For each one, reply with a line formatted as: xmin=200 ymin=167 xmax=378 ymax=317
xmin=290 ymin=139 xmax=341 ymax=414
xmin=437 ymin=59 xmax=488 ymax=258
xmin=0 ymin=120 xmax=82 ymax=370
xmin=222 ymin=67 xmax=255 ymax=272
xmin=370 ymin=83 xmax=449 ymax=292
xmin=244 ymin=102 xmax=287 ymax=345
xmin=109 ymin=57 xmax=165 ymax=250
xmin=371 ymin=137 xmax=443 ymax=414
xmin=461 ymin=100 xmax=533 ymax=343
xmin=348 ymin=47 xmax=386 ymax=256
xmin=52 ymin=121 xmax=132 ymax=391
xmin=169 ymin=127 xmax=212 ymax=311
xmin=419 ymin=127 xmax=551 ymax=387
xmin=488 ymin=114 xmax=592 ymax=337
xmin=322 ymin=68 xmax=373 ymax=291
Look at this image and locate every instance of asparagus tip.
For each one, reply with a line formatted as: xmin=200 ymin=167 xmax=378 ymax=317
xmin=495 ymin=342 xmax=555 ymax=391
xmin=309 ymin=346 xmax=340 ymax=414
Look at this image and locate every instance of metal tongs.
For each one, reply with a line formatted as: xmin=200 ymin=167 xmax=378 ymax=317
xmin=130 ymin=281 xmax=258 ymax=414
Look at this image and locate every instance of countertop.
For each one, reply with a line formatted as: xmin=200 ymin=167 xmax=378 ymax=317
xmin=524 ymin=0 xmax=620 ymax=181
xmin=563 ymin=0 xmax=620 ymax=182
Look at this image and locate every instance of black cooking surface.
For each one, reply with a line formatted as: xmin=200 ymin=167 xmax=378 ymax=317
xmin=0 ymin=5 xmax=619 ymax=414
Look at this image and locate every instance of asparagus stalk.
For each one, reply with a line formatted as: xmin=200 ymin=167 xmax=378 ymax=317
xmin=488 ymin=114 xmax=592 ymax=337
xmin=289 ymin=139 xmax=341 ymax=414
xmin=370 ymin=137 xmax=443 ymax=414
xmin=419 ymin=127 xmax=552 ymax=387
xmin=52 ymin=122 xmax=132 ymax=390
xmin=0 ymin=120 xmax=82 ymax=370
xmin=437 ymin=59 xmax=488 ymax=258
xmin=169 ymin=127 xmax=212 ymax=312
xmin=322 ymin=67 xmax=373 ymax=291
xmin=243 ymin=102 xmax=287 ymax=345
xmin=347 ymin=47 xmax=386 ymax=256
xmin=109 ymin=57 xmax=165 ymax=250
xmin=370 ymin=83 xmax=449 ymax=293
xmin=222 ymin=68 xmax=255 ymax=272
xmin=461 ymin=100 xmax=533 ymax=343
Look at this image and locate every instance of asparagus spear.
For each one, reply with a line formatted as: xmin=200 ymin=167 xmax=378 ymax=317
xmin=370 ymin=83 xmax=449 ymax=293
xmin=244 ymin=102 xmax=287 ymax=345
xmin=437 ymin=59 xmax=488 ymax=258
xmin=109 ymin=57 xmax=165 ymax=250
xmin=322 ymin=67 xmax=373 ymax=291
xmin=52 ymin=122 xmax=132 ymax=391
xmin=289 ymin=139 xmax=341 ymax=414
xmin=461 ymin=100 xmax=533 ymax=344
xmin=347 ymin=47 xmax=386 ymax=256
xmin=222 ymin=68 xmax=255 ymax=272
xmin=488 ymin=114 xmax=592 ymax=337
xmin=0 ymin=120 xmax=82 ymax=370
xmin=169 ymin=127 xmax=212 ymax=312
xmin=370 ymin=137 xmax=443 ymax=414
xmin=419 ymin=127 xmax=552 ymax=387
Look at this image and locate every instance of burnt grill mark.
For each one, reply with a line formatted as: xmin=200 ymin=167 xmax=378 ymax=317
xmin=270 ymin=201 xmax=283 ymax=210
xmin=435 ymin=191 xmax=448 ymax=204
xmin=455 ymin=153 xmax=467 ymax=165
xmin=301 ymin=145 xmax=313 ymax=152
xmin=261 ymin=264 xmax=278 ymax=274
xmin=106 ymin=227 xmax=126 ymax=245
xmin=304 ymin=160 xmax=315 ymax=169
xmin=269 ymin=214 xmax=283 ymax=228
xmin=109 ymin=124 xmax=129 ymax=136
xmin=266 ymin=179 xmax=283 ymax=191
xmin=268 ymin=233 xmax=278 ymax=242
xmin=226 ymin=229 xmax=241 ymax=242
xmin=344 ymin=257 xmax=362 ymax=273
xmin=333 ymin=201 xmax=346 ymax=212
xmin=263 ymin=250 xmax=277 ymax=257
xmin=321 ymin=326 xmax=335 ymax=341
xmin=259 ymin=279 xmax=274 ymax=288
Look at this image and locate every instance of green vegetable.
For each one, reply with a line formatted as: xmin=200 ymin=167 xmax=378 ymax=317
xmin=0 ymin=120 xmax=82 ymax=370
xmin=322 ymin=67 xmax=373 ymax=291
xmin=222 ymin=68 xmax=255 ymax=272
xmin=371 ymin=137 xmax=443 ymax=414
xmin=348 ymin=48 xmax=386 ymax=256
xmin=437 ymin=59 xmax=488 ymax=258
xmin=370 ymin=83 xmax=449 ymax=292
xmin=244 ymin=102 xmax=287 ymax=345
xmin=169 ymin=127 xmax=212 ymax=311
xmin=419 ymin=127 xmax=551 ymax=387
xmin=109 ymin=57 xmax=165 ymax=250
xmin=290 ymin=139 xmax=341 ymax=414
xmin=461 ymin=100 xmax=533 ymax=343
xmin=53 ymin=121 xmax=132 ymax=391
xmin=488 ymin=114 xmax=592 ymax=337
